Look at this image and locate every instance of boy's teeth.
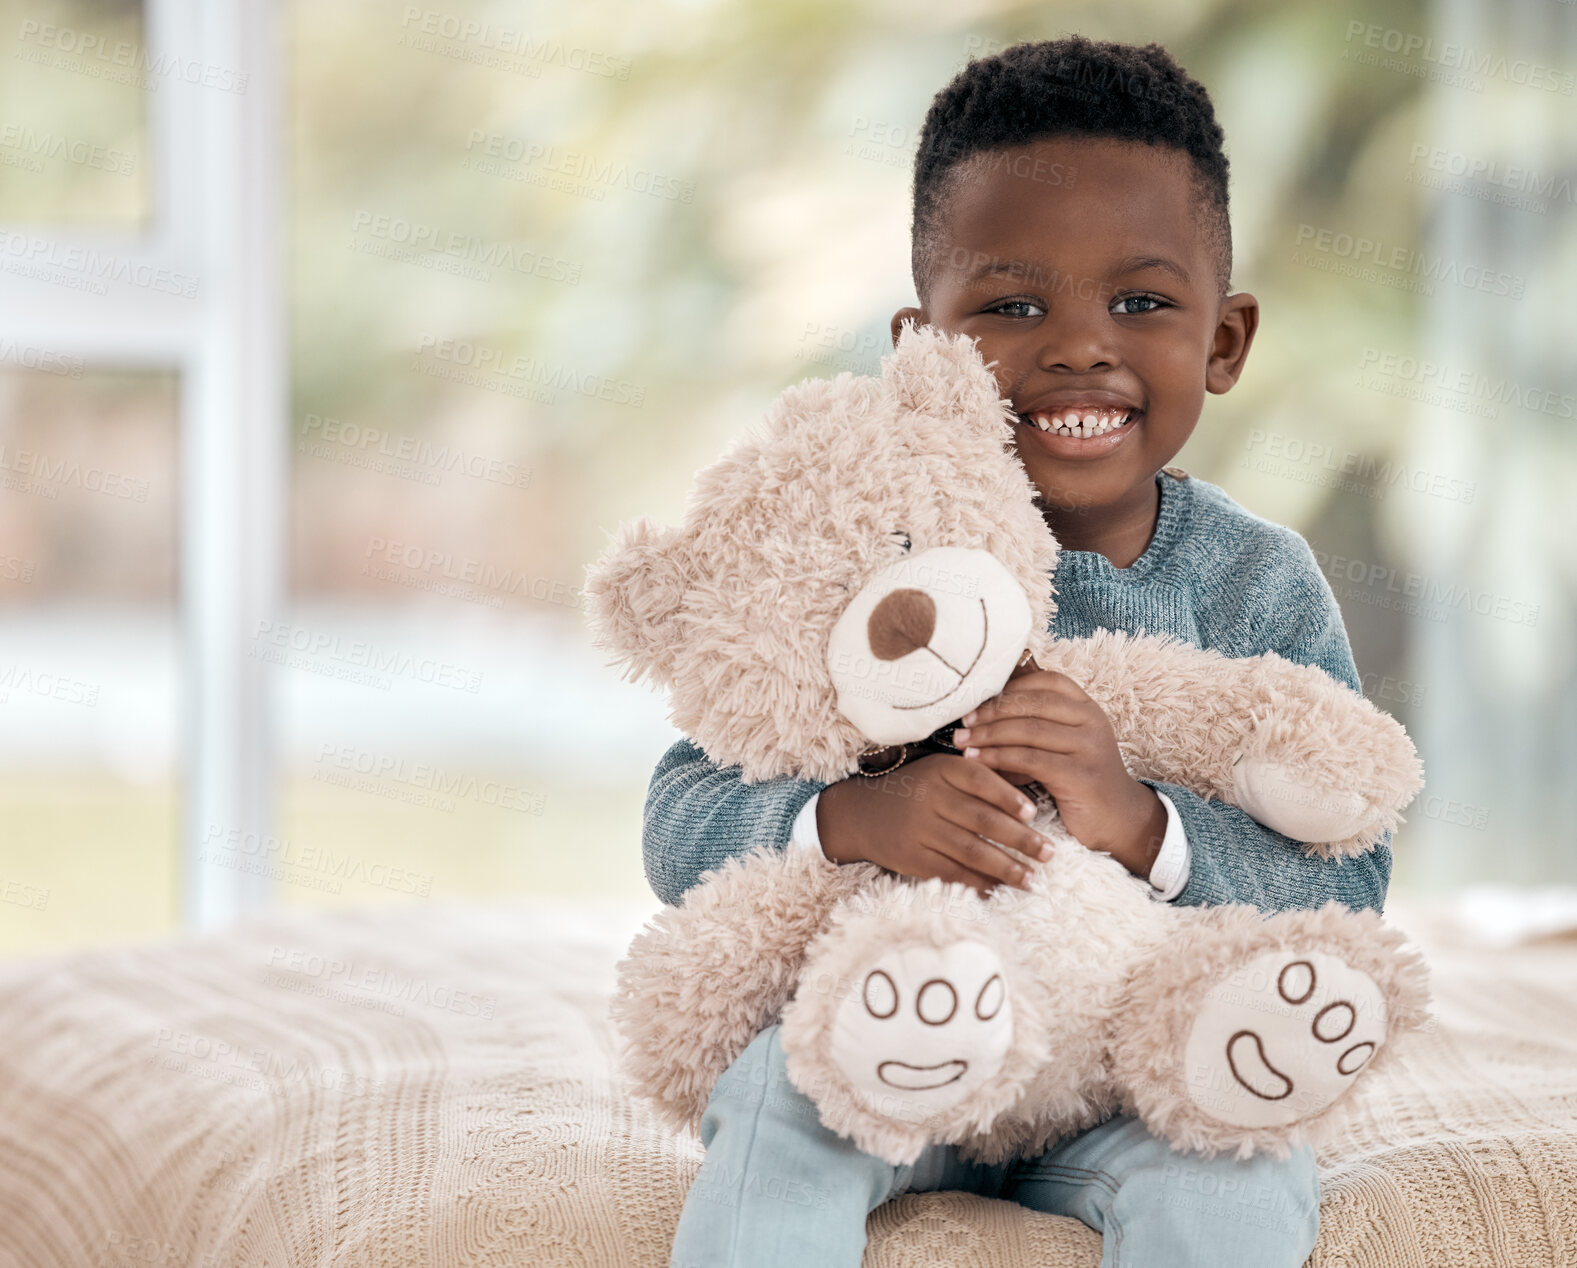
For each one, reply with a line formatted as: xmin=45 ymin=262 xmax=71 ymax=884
xmin=1027 ymin=408 xmax=1135 ymax=437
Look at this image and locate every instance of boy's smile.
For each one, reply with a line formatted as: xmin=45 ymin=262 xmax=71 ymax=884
xmin=892 ymin=136 xmax=1258 ymax=564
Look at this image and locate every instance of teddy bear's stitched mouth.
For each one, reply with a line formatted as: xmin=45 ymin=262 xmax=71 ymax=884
xmin=876 ymin=1058 xmax=968 ymax=1090
xmin=891 ymin=599 xmax=989 ymax=712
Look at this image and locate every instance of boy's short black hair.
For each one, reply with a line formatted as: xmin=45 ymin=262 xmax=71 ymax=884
xmin=911 ymin=37 xmax=1233 ymax=301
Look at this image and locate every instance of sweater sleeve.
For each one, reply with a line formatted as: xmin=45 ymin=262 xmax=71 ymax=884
xmin=641 ymin=738 xmax=828 ymax=906
xmin=1143 ymin=780 xmax=1393 ymax=915
xmin=1145 ymin=534 xmax=1393 ymax=916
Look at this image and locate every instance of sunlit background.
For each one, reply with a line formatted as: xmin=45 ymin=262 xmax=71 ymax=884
xmin=1 ymin=0 xmax=1573 ymax=958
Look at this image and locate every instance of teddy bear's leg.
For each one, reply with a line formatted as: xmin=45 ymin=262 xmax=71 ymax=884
xmin=609 ymin=844 xmax=880 ymax=1138
xmin=1039 ymin=632 xmax=1423 ymax=855
xmin=1106 ymin=900 xmax=1431 ymax=1160
xmin=776 ymin=872 xmax=1050 ymax=1166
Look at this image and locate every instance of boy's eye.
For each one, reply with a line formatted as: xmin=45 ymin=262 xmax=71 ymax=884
xmin=987 ymin=299 xmax=1046 ymax=319
xmin=1111 ymin=293 xmax=1168 ymax=315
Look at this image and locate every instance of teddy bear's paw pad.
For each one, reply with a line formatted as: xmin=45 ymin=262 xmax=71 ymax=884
xmin=1232 ymin=758 xmax=1372 ymax=844
xmin=828 ymin=940 xmax=1012 ymax=1118
xmin=1183 ymin=950 xmax=1387 ymax=1129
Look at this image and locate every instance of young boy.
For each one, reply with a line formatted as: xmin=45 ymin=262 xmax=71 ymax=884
xmin=653 ymin=36 xmax=1389 ymax=1268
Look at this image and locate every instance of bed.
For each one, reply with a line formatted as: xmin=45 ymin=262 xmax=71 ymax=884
xmin=1 ymin=893 xmax=1573 ymax=1267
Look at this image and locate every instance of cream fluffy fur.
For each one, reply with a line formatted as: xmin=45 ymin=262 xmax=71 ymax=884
xmin=589 ymin=323 xmax=1430 ymax=1166
xmin=588 ymin=323 xmax=1061 ymax=784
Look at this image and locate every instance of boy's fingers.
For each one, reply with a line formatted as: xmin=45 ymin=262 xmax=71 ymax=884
xmin=969 ymin=745 xmax=1070 ymax=786
xmin=940 ymin=795 xmax=1053 ymax=863
xmin=955 ymin=716 xmax=1085 ymax=755
xmin=960 ymin=691 xmax=1089 ymax=730
xmin=912 ymin=847 xmax=1003 ymax=897
xmin=932 ymin=824 xmax=1036 ymax=890
xmin=945 ymin=757 xmax=1040 ymax=821
xmin=997 ymin=669 xmax=1089 ymax=700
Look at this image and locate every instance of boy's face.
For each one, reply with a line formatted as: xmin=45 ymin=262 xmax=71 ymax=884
xmin=891 ymin=137 xmax=1258 ymax=518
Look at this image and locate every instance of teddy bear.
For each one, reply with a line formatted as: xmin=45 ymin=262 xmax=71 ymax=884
xmin=586 ymin=321 xmax=1430 ymax=1167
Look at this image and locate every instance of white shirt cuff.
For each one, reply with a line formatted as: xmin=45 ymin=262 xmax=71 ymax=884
xmin=788 ymin=791 xmax=826 ymax=860
xmin=1146 ymin=791 xmax=1190 ymax=902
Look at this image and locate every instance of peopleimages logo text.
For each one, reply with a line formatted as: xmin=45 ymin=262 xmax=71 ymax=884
xmin=1314 ymin=552 xmax=1540 ymax=627
xmin=1293 ymin=225 xmax=1524 ymax=298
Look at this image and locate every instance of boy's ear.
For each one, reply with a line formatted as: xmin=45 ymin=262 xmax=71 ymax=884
xmin=883 ymin=320 xmax=1015 ymax=441
xmin=889 ymin=307 xmax=923 ymax=348
xmin=1206 ymin=292 xmax=1259 ymax=394
xmin=583 ymin=517 xmax=689 ymax=684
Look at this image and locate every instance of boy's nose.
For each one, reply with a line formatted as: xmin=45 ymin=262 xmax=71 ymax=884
xmin=867 ymin=588 xmax=936 ymax=660
xmin=1035 ymin=314 xmax=1118 ymax=374
xmin=1040 ymin=342 xmax=1116 ymax=374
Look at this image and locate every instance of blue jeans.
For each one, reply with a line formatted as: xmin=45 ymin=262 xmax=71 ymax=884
xmin=670 ymin=1024 xmax=1320 ymax=1268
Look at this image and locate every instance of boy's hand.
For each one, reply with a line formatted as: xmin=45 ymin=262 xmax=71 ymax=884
xmin=950 ymin=670 xmax=1169 ymax=880
xmin=816 ymin=754 xmax=1055 ymax=896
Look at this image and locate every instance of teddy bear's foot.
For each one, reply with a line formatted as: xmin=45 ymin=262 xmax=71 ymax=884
xmin=777 ymin=879 xmax=1049 ymax=1165
xmin=827 ymin=937 xmax=1013 ymax=1113
xmin=1181 ymin=949 xmax=1386 ymax=1128
xmin=1110 ymin=903 xmax=1430 ymax=1159
xmin=1232 ymin=756 xmax=1374 ymax=845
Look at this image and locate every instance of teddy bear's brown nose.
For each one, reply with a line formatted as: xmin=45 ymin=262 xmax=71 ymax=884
xmin=867 ymin=588 xmax=937 ymax=660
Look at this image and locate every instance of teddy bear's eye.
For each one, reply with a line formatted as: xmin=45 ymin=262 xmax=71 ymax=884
xmin=890 ymin=531 xmax=912 ymax=553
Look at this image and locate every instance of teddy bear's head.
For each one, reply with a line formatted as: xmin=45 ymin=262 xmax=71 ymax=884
xmin=586 ymin=322 xmax=1062 ymax=783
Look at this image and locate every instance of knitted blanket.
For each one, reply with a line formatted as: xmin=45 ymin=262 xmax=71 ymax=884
xmin=0 ymin=896 xmax=1571 ymax=1267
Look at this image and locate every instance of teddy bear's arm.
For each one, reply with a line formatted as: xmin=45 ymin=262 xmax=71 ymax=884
xmin=609 ymin=844 xmax=880 ymax=1135
xmin=1036 ymin=631 xmax=1423 ymax=857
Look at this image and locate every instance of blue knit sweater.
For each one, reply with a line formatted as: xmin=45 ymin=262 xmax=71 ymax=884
xmin=640 ymin=471 xmax=1392 ymax=916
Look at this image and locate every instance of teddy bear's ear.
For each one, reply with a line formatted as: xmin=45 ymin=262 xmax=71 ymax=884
xmin=583 ymin=516 xmax=689 ymax=685
xmin=883 ymin=319 xmax=1016 ymax=441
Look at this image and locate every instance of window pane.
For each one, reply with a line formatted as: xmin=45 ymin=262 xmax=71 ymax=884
xmin=280 ymin=2 xmax=665 ymax=911
xmin=0 ymin=363 xmax=179 ymax=956
xmin=0 ymin=0 xmax=148 ymax=227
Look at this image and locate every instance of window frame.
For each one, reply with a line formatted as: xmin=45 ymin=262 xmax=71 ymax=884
xmin=0 ymin=0 xmax=285 ymax=926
